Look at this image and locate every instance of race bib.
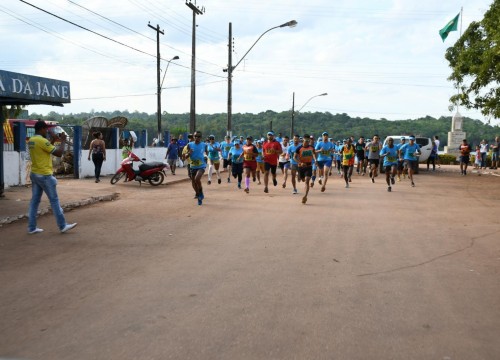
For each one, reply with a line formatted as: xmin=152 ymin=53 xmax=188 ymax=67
xmin=244 ymin=153 xmax=254 ymax=161
xmin=387 ymin=156 xmax=396 ymax=162
xmin=345 ymin=153 xmax=353 ymax=160
xmin=321 ymin=150 xmax=330 ymax=155
xmin=191 ymin=159 xmax=203 ymax=166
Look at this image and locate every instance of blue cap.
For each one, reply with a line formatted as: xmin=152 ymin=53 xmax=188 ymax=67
xmin=233 ymin=140 xmax=240 ymax=145
xmin=322 ymin=132 xmax=328 ymax=136
xmin=267 ymin=131 xmax=274 ymax=136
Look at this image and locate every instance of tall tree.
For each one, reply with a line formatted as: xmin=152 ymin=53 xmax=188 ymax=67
xmin=445 ymin=0 xmax=500 ymax=119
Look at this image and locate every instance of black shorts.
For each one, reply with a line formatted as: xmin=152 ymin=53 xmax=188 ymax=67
xmin=232 ymin=162 xmax=243 ymax=176
xmin=385 ymin=165 xmax=396 ymax=172
xmin=369 ymin=159 xmax=380 ymax=167
xmin=264 ymin=163 xmax=277 ymax=174
xmin=397 ymin=159 xmax=405 ymax=171
xmin=298 ymin=166 xmax=313 ymax=180
xmin=223 ymin=158 xmax=232 ymax=169
xmin=278 ymin=161 xmax=290 ymax=170
xmin=190 ymin=167 xmax=205 ymax=178
xmin=460 ymin=156 xmax=470 ymax=165
xmin=356 ymin=154 xmax=365 ymax=162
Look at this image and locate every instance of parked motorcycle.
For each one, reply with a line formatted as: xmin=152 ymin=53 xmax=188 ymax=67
xmin=110 ymin=152 xmax=168 ymax=186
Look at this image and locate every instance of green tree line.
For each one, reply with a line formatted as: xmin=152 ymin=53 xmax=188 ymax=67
xmin=29 ymin=110 xmax=499 ymax=148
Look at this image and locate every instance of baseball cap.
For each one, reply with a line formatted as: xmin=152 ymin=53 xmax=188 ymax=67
xmin=233 ymin=140 xmax=240 ymax=145
xmin=246 ymin=135 xmax=253 ymax=140
xmin=209 ymin=134 xmax=215 ymax=139
xmin=34 ymin=120 xmax=48 ymax=131
xmin=322 ymin=132 xmax=328 ymax=136
xmin=409 ymin=136 xmax=415 ymax=140
xmin=267 ymin=131 xmax=274 ymax=136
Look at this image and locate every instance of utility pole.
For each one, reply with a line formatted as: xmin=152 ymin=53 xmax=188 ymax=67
xmin=227 ymin=22 xmax=233 ymax=138
xmin=290 ymin=92 xmax=295 ymax=138
xmin=148 ymin=22 xmax=164 ymax=142
xmin=185 ymin=1 xmax=205 ymax=134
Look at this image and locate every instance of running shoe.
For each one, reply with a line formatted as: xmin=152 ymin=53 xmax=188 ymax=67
xmin=198 ymin=196 xmax=202 ymax=205
xmin=244 ymin=188 xmax=249 ymax=193
xmin=218 ymin=178 xmax=221 ymax=184
xmin=397 ymin=176 xmax=401 ymax=182
xmin=199 ymin=192 xmax=205 ymax=200
xmin=411 ymin=182 xmax=415 ymax=187
xmin=302 ymin=196 xmax=307 ymax=204
xmin=282 ymin=183 xmax=286 ymax=188
xmin=345 ymin=183 xmax=349 ymax=188
xmin=349 ymin=177 xmax=352 ymax=182
xmin=238 ymin=182 xmax=241 ymax=189
xmin=371 ymin=177 xmax=375 ymax=183
xmin=273 ymin=178 xmax=278 ymax=186
xmin=227 ymin=177 xmax=231 ymax=183
xmin=321 ymin=186 xmax=326 ymax=192
xmin=28 ymin=228 xmax=44 ymax=234
xmin=264 ymin=187 xmax=269 ymax=193
xmin=293 ymin=189 xmax=298 ymax=194
xmin=253 ymin=176 xmax=256 ymax=182
xmin=319 ymin=179 xmax=322 ymax=185
xmin=207 ymin=180 xmax=211 ymax=185
xmin=391 ymin=176 xmax=395 ymax=185
xmin=61 ymin=223 xmax=77 ymax=233
xmin=310 ymin=181 xmax=315 ymax=188
xmin=388 ymin=186 xmax=391 ymax=192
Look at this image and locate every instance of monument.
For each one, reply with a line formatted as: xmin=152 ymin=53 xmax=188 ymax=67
xmin=444 ymin=111 xmax=466 ymax=155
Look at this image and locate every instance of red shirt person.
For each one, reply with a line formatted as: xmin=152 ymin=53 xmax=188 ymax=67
xmin=262 ymin=131 xmax=282 ymax=193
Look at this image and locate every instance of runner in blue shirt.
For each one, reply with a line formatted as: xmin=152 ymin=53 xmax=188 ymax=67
xmin=380 ymin=137 xmax=399 ymax=192
xmin=229 ymin=141 xmax=244 ymax=189
xmin=220 ymin=135 xmax=233 ymax=183
xmin=255 ymin=140 xmax=264 ymax=185
xmin=187 ymin=131 xmax=208 ymax=205
xmin=206 ymin=135 xmax=221 ymax=185
xmin=288 ymin=135 xmax=301 ymax=194
xmin=398 ymin=135 xmax=420 ymax=187
xmin=315 ymin=131 xmax=335 ymax=192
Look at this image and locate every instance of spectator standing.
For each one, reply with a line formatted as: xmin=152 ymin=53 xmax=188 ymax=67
xmin=459 ymin=139 xmax=472 ymax=175
xmin=165 ymin=138 xmax=179 ymax=175
xmin=27 ymin=120 xmax=77 ymax=234
xmin=427 ymin=140 xmax=438 ymax=171
xmin=490 ymin=136 xmax=499 ymax=169
xmin=479 ymin=139 xmax=489 ymax=169
xmin=433 ymin=135 xmax=441 ymax=168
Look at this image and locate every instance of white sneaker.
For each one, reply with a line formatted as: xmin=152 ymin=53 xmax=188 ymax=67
xmin=28 ymin=228 xmax=44 ymax=234
xmin=61 ymin=223 xmax=77 ymax=233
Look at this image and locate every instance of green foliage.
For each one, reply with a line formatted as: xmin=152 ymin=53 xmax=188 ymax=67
xmin=438 ymin=154 xmax=457 ymax=165
xmin=445 ymin=0 xmax=500 ymax=118
xmin=28 ymin=110 xmax=499 ymax=147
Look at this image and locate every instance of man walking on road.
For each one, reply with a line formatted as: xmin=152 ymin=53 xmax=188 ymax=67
xmin=27 ymin=120 xmax=77 ymax=234
xmin=458 ymin=139 xmax=472 ymax=176
xmin=262 ymin=131 xmax=282 ymax=193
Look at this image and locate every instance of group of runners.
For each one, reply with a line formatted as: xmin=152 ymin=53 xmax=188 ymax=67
xmin=182 ymin=131 xmax=421 ymax=205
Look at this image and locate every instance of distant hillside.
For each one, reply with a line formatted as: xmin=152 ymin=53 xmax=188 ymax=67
xmin=30 ymin=110 xmax=499 ymax=147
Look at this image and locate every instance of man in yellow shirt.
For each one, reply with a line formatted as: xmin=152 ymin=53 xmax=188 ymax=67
xmin=27 ymin=120 xmax=77 ymax=234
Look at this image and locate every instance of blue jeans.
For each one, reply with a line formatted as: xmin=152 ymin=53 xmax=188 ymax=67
xmin=28 ymin=173 xmax=67 ymax=231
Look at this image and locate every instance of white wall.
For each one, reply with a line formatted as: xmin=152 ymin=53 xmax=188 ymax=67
xmin=3 ymin=147 xmax=169 ymax=186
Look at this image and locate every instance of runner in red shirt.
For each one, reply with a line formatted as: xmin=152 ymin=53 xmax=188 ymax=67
xmin=262 ymin=131 xmax=282 ymax=193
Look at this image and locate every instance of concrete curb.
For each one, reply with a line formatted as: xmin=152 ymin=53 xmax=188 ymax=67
xmin=0 ymin=193 xmax=120 ymax=227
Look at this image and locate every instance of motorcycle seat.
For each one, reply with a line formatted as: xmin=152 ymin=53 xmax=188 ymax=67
xmin=139 ymin=162 xmax=164 ymax=172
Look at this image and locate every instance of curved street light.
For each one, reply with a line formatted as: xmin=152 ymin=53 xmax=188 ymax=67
xmin=157 ymin=55 xmax=179 ymax=142
xmin=226 ymin=20 xmax=298 ymax=137
xmin=291 ymin=92 xmax=328 ymax=137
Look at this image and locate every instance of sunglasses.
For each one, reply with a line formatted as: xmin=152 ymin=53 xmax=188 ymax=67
xmin=194 ymin=135 xmax=202 ymax=138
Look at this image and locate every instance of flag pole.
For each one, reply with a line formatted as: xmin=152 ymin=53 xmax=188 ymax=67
xmin=456 ymin=7 xmax=463 ymax=115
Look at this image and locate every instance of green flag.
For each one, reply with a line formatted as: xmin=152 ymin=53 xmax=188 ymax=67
xmin=439 ymin=13 xmax=460 ymax=42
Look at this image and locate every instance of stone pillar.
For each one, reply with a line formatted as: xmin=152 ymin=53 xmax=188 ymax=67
xmin=445 ymin=111 xmax=466 ymax=155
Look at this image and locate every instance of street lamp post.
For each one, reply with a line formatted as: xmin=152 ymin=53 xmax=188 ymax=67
xmin=291 ymin=92 xmax=327 ymax=137
xmin=225 ymin=20 xmax=297 ymax=138
xmin=157 ymin=56 xmax=179 ymax=142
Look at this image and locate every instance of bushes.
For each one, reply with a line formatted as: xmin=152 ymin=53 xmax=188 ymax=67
xmin=437 ymin=154 xmax=457 ymax=165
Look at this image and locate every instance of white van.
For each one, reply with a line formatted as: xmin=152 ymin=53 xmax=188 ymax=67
xmin=381 ymin=136 xmax=433 ymax=174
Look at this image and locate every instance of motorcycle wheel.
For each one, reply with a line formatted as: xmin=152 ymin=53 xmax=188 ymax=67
xmin=110 ymin=172 xmax=125 ymax=184
xmin=148 ymin=171 xmax=164 ymax=186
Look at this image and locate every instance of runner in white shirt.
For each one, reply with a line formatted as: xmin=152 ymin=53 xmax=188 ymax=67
xmin=278 ymin=136 xmax=290 ymax=188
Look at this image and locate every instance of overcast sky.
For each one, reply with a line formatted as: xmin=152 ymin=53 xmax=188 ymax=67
xmin=0 ymin=0 xmax=495 ymax=123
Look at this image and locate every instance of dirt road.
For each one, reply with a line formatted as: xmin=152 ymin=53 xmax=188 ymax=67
xmin=1 ymin=171 xmax=499 ymax=359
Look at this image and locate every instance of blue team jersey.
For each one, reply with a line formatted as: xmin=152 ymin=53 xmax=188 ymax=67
xmin=230 ymin=146 xmax=243 ymax=164
xmin=188 ymin=141 xmax=207 ymax=169
xmin=335 ymin=145 xmax=342 ymax=160
xmin=315 ymin=141 xmax=335 ymax=161
xmin=256 ymin=147 xmax=263 ymax=163
xmin=380 ymin=145 xmax=398 ymax=166
xmin=288 ymin=144 xmax=300 ymax=165
xmin=206 ymin=142 xmax=221 ymax=160
xmin=399 ymin=143 xmax=420 ymax=161
xmin=220 ymin=141 xmax=233 ymax=158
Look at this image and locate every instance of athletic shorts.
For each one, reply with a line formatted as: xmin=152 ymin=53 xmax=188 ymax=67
xmin=291 ymin=164 xmax=299 ymax=171
xmin=208 ymin=158 xmax=220 ymax=165
xmin=298 ymin=166 xmax=313 ymax=180
xmin=223 ymin=158 xmax=232 ymax=169
xmin=232 ymin=162 xmax=243 ymax=176
xmin=404 ymin=160 xmax=417 ymax=169
xmin=317 ymin=160 xmax=333 ymax=169
xmin=492 ymin=152 xmax=499 ymax=161
xmin=279 ymin=161 xmax=290 ymax=170
xmin=460 ymin=156 xmax=470 ymax=165
xmin=190 ymin=167 xmax=205 ymax=178
xmin=264 ymin=163 xmax=277 ymax=174
xmin=385 ymin=165 xmax=397 ymax=172
xmin=256 ymin=162 xmax=265 ymax=172
xmin=369 ymin=159 xmax=380 ymax=167
xmin=243 ymin=161 xmax=257 ymax=171
xmin=356 ymin=154 xmax=365 ymax=162
xmin=397 ymin=159 xmax=405 ymax=171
